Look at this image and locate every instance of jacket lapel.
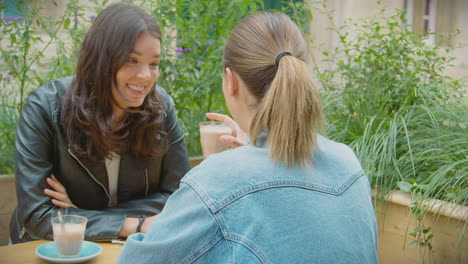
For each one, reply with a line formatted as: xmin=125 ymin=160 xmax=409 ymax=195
xmin=67 ymin=148 xmax=110 ymax=197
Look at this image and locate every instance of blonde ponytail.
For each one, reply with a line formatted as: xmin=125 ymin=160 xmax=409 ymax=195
xmin=250 ymin=55 xmax=322 ymax=167
xmin=223 ymin=11 xmax=323 ymax=167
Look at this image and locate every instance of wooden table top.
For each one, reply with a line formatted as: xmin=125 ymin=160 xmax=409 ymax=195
xmin=0 ymin=240 xmax=124 ymax=264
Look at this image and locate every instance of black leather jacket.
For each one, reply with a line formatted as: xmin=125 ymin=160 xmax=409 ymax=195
xmin=10 ymin=76 xmax=190 ymax=243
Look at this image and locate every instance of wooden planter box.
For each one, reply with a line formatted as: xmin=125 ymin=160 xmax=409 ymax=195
xmin=375 ymin=190 xmax=468 ymax=264
xmin=0 ymin=175 xmax=16 ymax=246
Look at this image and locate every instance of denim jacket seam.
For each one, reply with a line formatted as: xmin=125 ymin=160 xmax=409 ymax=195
xmin=187 ymin=179 xmax=241 ymax=263
xmin=224 ymin=232 xmax=270 ymax=264
xmin=176 ymin=180 xmax=228 ymax=263
xmin=212 ymin=170 xmax=366 ymax=212
xmin=183 ymin=177 xmax=217 ymax=212
xmin=180 ymin=232 xmax=224 ymax=264
xmin=182 ymin=178 xmax=231 ymax=237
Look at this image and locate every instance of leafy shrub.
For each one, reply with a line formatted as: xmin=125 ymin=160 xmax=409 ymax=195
xmin=318 ymin=7 xmax=467 ymax=205
xmin=0 ymin=0 xmax=84 ymax=174
xmin=148 ymin=0 xmax=262 ymax=155
xmin=316 ymin=6 xmax=467 ymax=260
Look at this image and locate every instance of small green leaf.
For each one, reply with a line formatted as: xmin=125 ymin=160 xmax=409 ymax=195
xmin=397 ymin=181 xmax=412 ymax=193
xmin=64 ymin=18 xmax=70 ymax=30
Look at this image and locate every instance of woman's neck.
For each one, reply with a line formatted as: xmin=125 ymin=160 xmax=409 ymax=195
xmin=239 ymin=108 xmax=257 ymax=133
xmin=113 ymin=105 xmax=125 ymax=121
xmin=236 ymin=79 xmax=259 ymax=133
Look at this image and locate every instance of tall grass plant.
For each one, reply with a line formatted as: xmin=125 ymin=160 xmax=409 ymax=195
xmin=316 ymin=4 xmax=467 ymax=261
xmin=319 ymin=6 xmax=467 ymax=206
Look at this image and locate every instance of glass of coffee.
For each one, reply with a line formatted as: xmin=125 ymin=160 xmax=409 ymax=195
xmin=199 ymin=121 xmax=233 ymax=158
xmin=51 ymin=215 xmax=87 ymax=258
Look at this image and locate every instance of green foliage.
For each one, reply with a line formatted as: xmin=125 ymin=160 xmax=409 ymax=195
xmin=0 ymin=0 xmax=102 ymax=174
xmin=409 ymin=195 xmax=435 ymax=262
xmin=317 ymin=4 xmax=467 ymax=260
xmin=144 ymin=0 xmax=263 ymax=155
xmin=319 ymin=7 xmax=467 ymax=206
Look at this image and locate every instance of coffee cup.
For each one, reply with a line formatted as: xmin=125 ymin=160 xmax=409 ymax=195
xmin=199 ymin=121 xmax=233 ymax=158
xmin=51 ymin=215 xmax=87 ymax=258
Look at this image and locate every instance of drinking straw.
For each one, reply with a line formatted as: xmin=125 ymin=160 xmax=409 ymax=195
xmin=57 ymin=211 xmax=64 ymax=224
xmin=57 ymin=211 xmax=65 ymax=232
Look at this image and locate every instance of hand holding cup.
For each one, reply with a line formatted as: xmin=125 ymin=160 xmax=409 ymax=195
xmin=205 ymin=113 xmax=248 ymax=149
xmin=199 ymin=120 xmax=233 ymax=158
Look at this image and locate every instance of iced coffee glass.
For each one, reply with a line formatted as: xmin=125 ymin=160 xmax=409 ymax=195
xmin=51 ymin=215 xmax=87 ymax=258
xmin=199 ymin=121 xmax=233 ymax=158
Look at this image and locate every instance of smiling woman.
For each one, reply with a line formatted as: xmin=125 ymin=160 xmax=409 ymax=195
xmin=113 ymin=33 xmax=161 ymax=116
xmin=9 ymin=3 xmax=190 ymax=244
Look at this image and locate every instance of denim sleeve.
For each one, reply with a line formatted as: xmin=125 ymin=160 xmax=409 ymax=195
xmin=117 ymin=182 xmax=224 ymax=264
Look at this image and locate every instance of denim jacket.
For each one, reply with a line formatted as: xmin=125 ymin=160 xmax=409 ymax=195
xmin=118 ymin=135 xmax=378 ymax=264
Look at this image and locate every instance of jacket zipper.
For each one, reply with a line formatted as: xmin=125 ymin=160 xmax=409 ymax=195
xmin=19 ymin=227 xmax=26 ymax=239
xmin=145 ymin=168 xmax=149 ymax=197
xmin=67 ymin=148 xmax=111 ymax=203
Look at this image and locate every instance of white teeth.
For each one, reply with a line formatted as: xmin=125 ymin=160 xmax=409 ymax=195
xmin=128 ymin=84 xmax=144 ymax=91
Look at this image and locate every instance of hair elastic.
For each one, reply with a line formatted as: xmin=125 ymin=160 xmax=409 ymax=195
xmin=275 ymin=51 xmax=292 ymax=66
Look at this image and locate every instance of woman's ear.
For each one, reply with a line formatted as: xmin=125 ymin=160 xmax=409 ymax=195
xmin=225 ymin=67 xmax=239 ymax=97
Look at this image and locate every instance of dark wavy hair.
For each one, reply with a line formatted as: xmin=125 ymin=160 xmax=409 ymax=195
xmin=62 ymin=3 xmax=168 ymax=161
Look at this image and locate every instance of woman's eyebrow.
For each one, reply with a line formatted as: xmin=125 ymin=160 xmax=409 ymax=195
xmin=130 ymin=50 xmax=160 ymax=58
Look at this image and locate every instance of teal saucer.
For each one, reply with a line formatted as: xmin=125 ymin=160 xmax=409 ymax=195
xmin=36 ymin=241 xmax=102 ymax=263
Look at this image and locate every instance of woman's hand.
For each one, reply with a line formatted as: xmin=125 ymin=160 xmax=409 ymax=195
xmin=206 ymin=113 xmax=248 ymax=148
xmin=44 ymin=174 xmax=77 ymax=208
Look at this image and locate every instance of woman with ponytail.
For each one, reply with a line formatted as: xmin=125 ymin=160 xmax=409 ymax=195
xmin=119 ymin=12 xmax=378 ymax=264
